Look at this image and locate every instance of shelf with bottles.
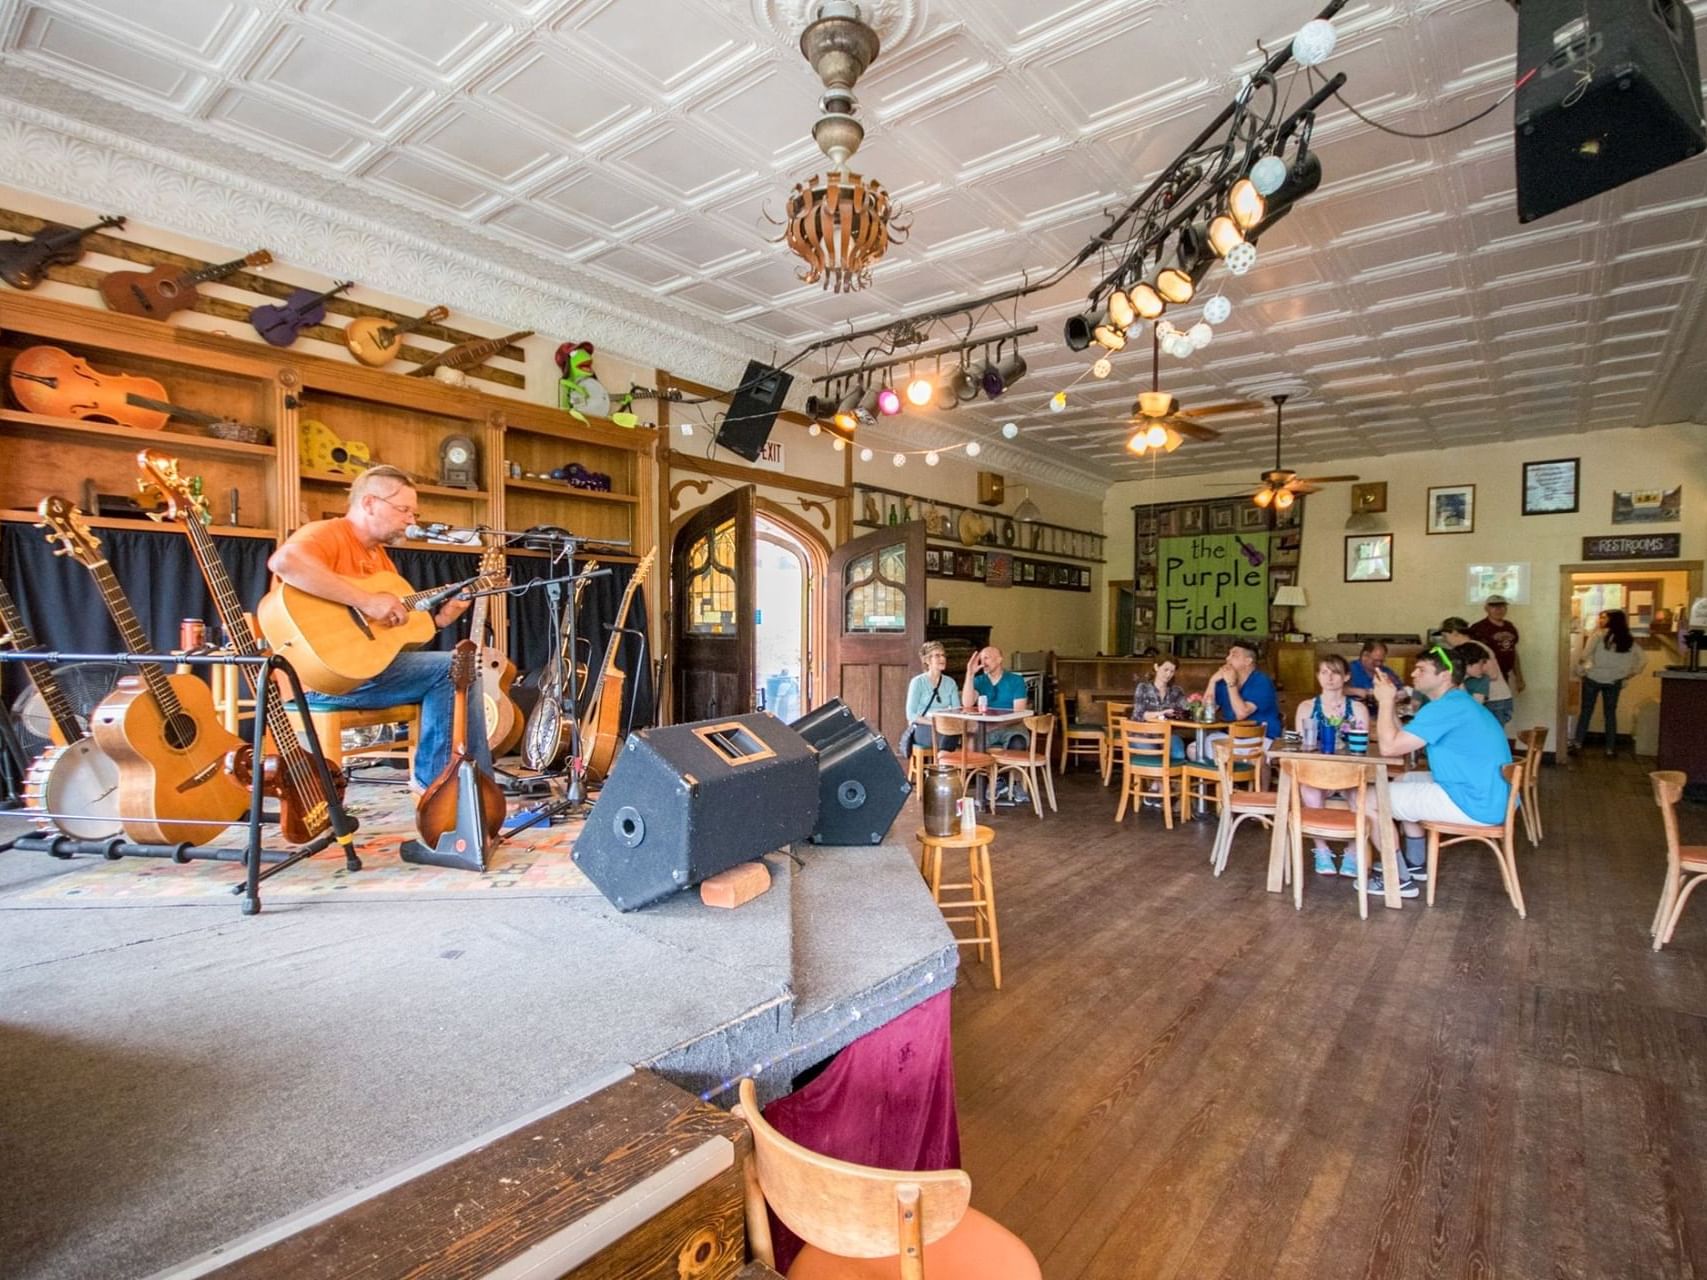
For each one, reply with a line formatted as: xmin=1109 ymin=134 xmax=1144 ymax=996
xmin=852 ymin=482 xmax=1104 ymax=564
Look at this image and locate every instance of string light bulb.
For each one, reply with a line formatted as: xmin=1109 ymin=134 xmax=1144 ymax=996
xmin=1292 ymin=17 xmax=1337 ymax=66
xmin=1251 ymin=154 xmax=1288 ymax=196
xmin=679 ymin=421 xmax=694 ymax=437
xmin=832 ymin=438 xmax=846 ymax=451
xmin=924 ymin=451 xmax=940 ymax=466
xmin=1226 ymin=241 xmax=1258 ymax=275
xmin=1049 ymin=392 xmax=1067 ymax=412
xmin=1003 ymin=421 xmax=1020 ymax=438
xmin=965 ymin=440 xmax=982 ymax=457
xmin=892 ymin=452 xmax=906 ymax=467
xmin=859 ymin=446 xmax=874 ymax=462
xmin=1203 ymin=294 xmax=1232 ymax=324
xmin=808 ymin=421 xmax=822 ymax=436
xmin=1188 ymin=321 xmax=1213 ymax=349
xmin=1092 ymin=357 xmax=1112 ymax=378
xmin=1228 ymin=178 xmax=1266 ymax=230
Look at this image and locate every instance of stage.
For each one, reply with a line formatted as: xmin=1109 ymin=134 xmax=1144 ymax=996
xmin=0 ymin=784 xmax=956 ymax=1280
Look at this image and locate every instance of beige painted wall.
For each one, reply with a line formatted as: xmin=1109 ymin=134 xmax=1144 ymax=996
xmin=1104 ymin=422 xmax=1707 ymax=743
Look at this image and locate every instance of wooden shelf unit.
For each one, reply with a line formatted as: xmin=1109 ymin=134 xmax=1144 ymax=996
xmin=854 ymin=482 xmax=1105 ymax=563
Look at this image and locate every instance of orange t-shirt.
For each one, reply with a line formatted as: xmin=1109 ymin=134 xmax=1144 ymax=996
xmin=287 ymin=517 xmax=397 ymax=579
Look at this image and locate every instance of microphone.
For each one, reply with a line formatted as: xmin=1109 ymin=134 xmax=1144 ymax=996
xmin=406 ymin=521 xmax=453 ymax=539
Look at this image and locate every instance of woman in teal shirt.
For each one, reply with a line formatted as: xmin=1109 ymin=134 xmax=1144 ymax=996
xmin=901 ymin=641 xmax=959 ymax=756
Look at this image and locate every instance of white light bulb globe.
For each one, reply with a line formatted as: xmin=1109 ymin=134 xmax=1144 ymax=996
xmin=1188 ymin=322 xmax=1213 ymax=349
xmin=1002 ymin=422 xmax=1020 ymax=439
xmin=1226 ymin=241 xmax=1258 ymax=275
xmin=1203 ymin=295 xmax=1232 ymax=325
xmin=1156 ymin=319 xmax=1179 ymax=340
xmin=1165 ymin=335 xmax=1191 ymax=358
xmin=965 ymin=440 xmax=982 ymax=457
xmin=1251 ymin=155 xmax=1288 ymax=196
xmin=859 ymin=446 xmax=874 ymax=462
xmin=1049 ymin=392 xmax=1067 ymax=413
xmin=1293 ymin=18 xmax=1337 ymax=66
xmin=1092 ymin=357 xmax=1112 ymax=379
xmin=807 ymin=422 xmax=821 ymax=437
xmin=892 ymin=452 xmax=906 ymax=467
xmin=925 ymin=451 xmax=940 ymax=466
xmin=833 ymin=438 xmax=846 ymax=451
xmin=679 ymin=421 xmax=694 ymax=437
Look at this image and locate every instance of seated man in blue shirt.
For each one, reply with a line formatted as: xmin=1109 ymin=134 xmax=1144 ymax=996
xmin=1369 ymin=643 xmax=1513 ymax=898
xmin=962 ymin=644 xmax=1030 ymax=761
xmin=1346 ymin=640 xmax=1401 ymax=692
xmin=1204 ymin=640 xmax=1283 ymax=745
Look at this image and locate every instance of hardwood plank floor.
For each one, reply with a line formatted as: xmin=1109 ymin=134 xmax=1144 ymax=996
xmin=941 ymin=752 xmax=1707 ymax=1279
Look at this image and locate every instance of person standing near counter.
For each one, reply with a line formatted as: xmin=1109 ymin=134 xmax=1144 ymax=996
xmin=1469 ymin=595 xmax=1524 ymax=695
xmin=1573 ymin=608 xmax=1644 ymax=757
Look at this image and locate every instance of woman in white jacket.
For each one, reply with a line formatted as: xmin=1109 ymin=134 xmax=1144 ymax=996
xmin=1573 ymin=609 xmax=1644 ymax=757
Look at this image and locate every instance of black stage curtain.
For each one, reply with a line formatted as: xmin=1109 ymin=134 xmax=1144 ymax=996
xmin=1 ymin=525 xmax=655 ymax=736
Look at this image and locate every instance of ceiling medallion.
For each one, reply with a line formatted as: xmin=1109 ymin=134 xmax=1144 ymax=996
xmin=776 ymin=2 xmax=910 ymax=293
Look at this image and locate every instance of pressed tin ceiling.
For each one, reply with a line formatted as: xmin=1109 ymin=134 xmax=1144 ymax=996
xmin=1 ymin=0 xmax=1704 ymax=485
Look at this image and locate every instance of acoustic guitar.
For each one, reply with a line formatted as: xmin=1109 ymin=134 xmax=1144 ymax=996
xmin=344 ymin=305 xmax=449 ymax=367
xmin=139 ymin=452 xmax=350 ymax=846
xmin=466 ymin=539 xmax=521 ymax=755
xmin=413 ymin=640 xmax=504 ymax=853
xmin=99 ymin=249 xmax=273 ymax=319
xmin=258 ymin=563 xmax=504 ymax=697
xmin=37 ymin=497 xmax=250 ymax=846
xmin=580 ymin=550 xmax=655 ymax=785
xmin=0 ymin=214 xmax=124 ymax=290
xmin=0 ymin=576 xmax=123 ymax=839
xmin=251 ymin=280 xmax=354 ymax=347
xmin=520 ymin=558 xmax=597 ymax=772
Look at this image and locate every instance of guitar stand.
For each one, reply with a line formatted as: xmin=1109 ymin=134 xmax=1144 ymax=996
xmin=0 ymin=649 xmax=360 ymax=916
xmin=400 ymin=762 xmax=496 ymax=872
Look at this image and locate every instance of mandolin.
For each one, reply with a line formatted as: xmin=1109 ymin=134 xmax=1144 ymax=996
xmin=0 ymin=576 xmax=123 ymax=839
xmin=139 ymin=451 xmax=349 ymax=847
xmin=407 ymin=330 xmax=532 ymax=378
xmin=258 ymin=566 xmax=505 ymax=695
xmin=520 ymin=558 xmax=597 ymax=771
xmin=579 ymin=550 xmax=655 ymax=785
xmin=99 ymin=248 xmax=273 ymax=319
xmin=344 ymin=305 xmax=449 ymax=367
xmin=37 ymin=497 xmax=250 ymax=846
xmin=467 ymin=538 xmax=521 ymax=755
xmin=0 ymin=215 xmax=125 ymax=290
xmin=250 ymin=279 xmax=354 ymax=347
xmin=413 ymin=639 xmax=505 ymax=854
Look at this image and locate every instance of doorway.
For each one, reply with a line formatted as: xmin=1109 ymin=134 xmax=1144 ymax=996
xmin=753 ymin=508 xmax=826 ymax=722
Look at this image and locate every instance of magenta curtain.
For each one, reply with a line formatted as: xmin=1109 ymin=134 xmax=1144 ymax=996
xmin=761 ymin=989 xmax=960 ymax=1272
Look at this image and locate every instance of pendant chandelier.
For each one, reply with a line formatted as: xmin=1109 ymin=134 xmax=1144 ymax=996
xmin=779 ymin=2 xmax=910 ymax=293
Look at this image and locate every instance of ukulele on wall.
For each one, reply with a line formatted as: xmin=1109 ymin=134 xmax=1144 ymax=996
xmin=99 ymin=249 xmax=273 ymax=319
xmin=0 ymin=214 xmax=125 ymax=290
xmin=250 ymin=279 xmax=355 ymax=347
xmin=343 ymin=305 xmax=450 ymax=367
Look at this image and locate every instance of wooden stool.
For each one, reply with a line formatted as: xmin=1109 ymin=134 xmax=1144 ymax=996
xmin=905 ymin=743 xmax=933 ymax=790
xmin=287 ymin=704 xmax=420 ymax=775
xmin=916 ymin=825 xmax=1003 ymax=989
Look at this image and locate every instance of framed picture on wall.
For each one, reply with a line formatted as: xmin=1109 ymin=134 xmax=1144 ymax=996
xmin=1426 ymin=484 xmax=1475 ymax=534
xmin=1138 ymin=534 xmax=1157 ymax=560
xmin=926 ymin=549 xmax=941 ymax=573
xmin=1181 ymin=505 xmax=1205 ymax=533
xmin=1239 ymin=505 xmax=1267 ymax=529
xmin=1344 ymin=533 xmax=1394 ymax=582
xmin=1522 ymin=457 xmax=1579 ymax=515
xmin=1157 ymin=509 xmax=1179 ymax=536
xmin=1211 ymin=505 xmax=1234 ymax=530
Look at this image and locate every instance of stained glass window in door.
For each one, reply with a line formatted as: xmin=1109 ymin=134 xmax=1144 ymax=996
xmin=844 ymin=542 xmax=906 ymax=633
xmin=686 ymin=518 xmax=737 ymax=635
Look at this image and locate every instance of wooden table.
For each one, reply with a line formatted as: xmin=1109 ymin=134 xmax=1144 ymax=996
xmin=932 ymin=707 xmax=1030 ymax=810
xmin=1266 ymin=750 xmax=1407 ymax=911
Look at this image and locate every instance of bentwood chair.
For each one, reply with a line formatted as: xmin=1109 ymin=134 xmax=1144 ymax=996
xmin=1649 ymin=770 xmax=1707 ymax=950
xmin=990 ymin=714 xmax=1057 ymax=817
xmin=931 ymin=715 xmax=997 ymax=811
xmin=1421 ymin=763 xmax=1526 ymax=918
xmin=1178 ymin=719 xmax=1266 ymax=822
xmin=1054 ymin=691 xmax=1103 ymax=775
xmin=1514 ymin=726 xmax=1548 ymax=845
xmin=735 ymin=1079 xmax=1041 ymax=1280
xmin=1113 ymin=718 xmax=1181 ymax=830
xmin=1100 ymin=700 xmax=1134 ymax=786
xmin=1209 ymin=737 xmax=1278 ymax=877
xmin=1282 ymin=758 xmax=1374 ymax=916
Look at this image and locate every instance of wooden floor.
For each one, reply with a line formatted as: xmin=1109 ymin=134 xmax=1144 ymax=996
xmin=945 ymin=751 xmax=1707 ymax=1280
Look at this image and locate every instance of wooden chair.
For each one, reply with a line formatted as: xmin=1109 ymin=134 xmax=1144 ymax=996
xmin=1422 ymin=762 xmax=1526 ymax=918
xmin=1054 ymin=690 xmax=1103 ymax=775
xmin=1282 ymin=758 xmax=1374 ymax=916
xmin=1177 ymin=720 xmax=1266 ymax=822
xmin=1514 ymin=725 xmax=1547 ymax=845
xmin=905 ymin=742 xmax=934 ymax=791
xmin=287 ymin=704 xmax=420 ymax=776
xmin=1209 ymin=737 xmax=1279 ymax=877
xmin=1649 ymin=770 xmax=1707 ymax=950
xmin=990 ymin=714 xmax=1057 ymax=818
xmin=930 ymin=715 xmax=996 ymax=811
xmin=1113 ymin=718 xmax=1181 ymax=830
xmin=1100 ymin=700 xmax=1133 ymax=786
xmin=734 ymin=1078 xmax=1041 ymax=1280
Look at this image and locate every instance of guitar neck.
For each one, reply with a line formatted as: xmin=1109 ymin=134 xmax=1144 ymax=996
xmin=183 ymin=256 xmax=249 ymax=287
xmin=0 ymin=582 xmax=82 ymax=741
xmin=124 ymin=393 xmax=225 ymax=428
xmin=84 ymin=558 xmax=183 ymax=719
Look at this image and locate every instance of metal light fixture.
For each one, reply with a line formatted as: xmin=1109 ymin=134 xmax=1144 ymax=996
xmin=1092 ymin=323 xmax=1128 ymax=352
xmin=1207 ymin=215 xmax=1245 ymax=257
xmin=876 ymin=385 xmax=901 ymax=415
xmin=1155 ymin=267 xmax=1195 ymax=304
xmin=1130 ymin=282 xmax=1166 ymax=319
xmin=1106 ymin=289 xmax=1138 ymax=329
xmin=1228 ymin=177 xmax=1266 ymax=230
xmin=778 ymin=3 xmax=909 ymax=292
xmin=906 ymin=373 xmax=933 ymax=406
xmin=1137 ymin=389 xmax=1176 ymax=418
xmin=1012 ymin=487 xmax=1042 ymax=522
xmin=993 ymin=348 xmax=1027 ymax=391
xmin=833 ymin=384 xmax=863 ymax=433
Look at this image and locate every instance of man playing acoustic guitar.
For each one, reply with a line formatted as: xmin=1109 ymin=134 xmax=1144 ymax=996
xmin=267 ymin=465 xmax=489 ymax=790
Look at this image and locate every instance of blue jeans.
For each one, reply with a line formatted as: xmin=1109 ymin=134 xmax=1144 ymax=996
xmin=1576 ymin=679 xmax=1620 ymax=750
xmin=306 ymin=650 xmax=490 ymax=788
xmin=1484 ymin=697 xmax=1514 ymax=726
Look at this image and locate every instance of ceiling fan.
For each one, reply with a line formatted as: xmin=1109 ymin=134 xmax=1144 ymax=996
xmin=1216 ymin=393 xmax=1359 ymax=507
xmin=1125 ymin=330 xmax=1262 ymax=455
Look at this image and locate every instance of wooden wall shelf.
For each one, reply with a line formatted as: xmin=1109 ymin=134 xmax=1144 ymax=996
xmin=299 ymin=470 xmax=486 ymax=499
xmin=0 ymin=409 xmax=278 ymax=457
xmin=504 ymin=476 xmax=639 ymax=503
xmin=0 ymin=510 xmax=277 ymax=540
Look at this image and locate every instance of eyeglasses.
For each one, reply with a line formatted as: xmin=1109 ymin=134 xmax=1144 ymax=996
xmin=370 ymin=491 xmax=418 ymax=519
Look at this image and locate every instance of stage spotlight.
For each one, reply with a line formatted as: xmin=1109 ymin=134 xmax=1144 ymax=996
xmin=877 ymin=385 xmax=902 ymax=415
xmin=1064 ymin=310 xmax=1099 ymax=351
xmin=1208 ymin=215 xmax=1244 ymax=257
xmin=834 ymin=384 xmax=863 ymax=434
xmin=993 ymin=349 xmax=1027 ymax=392
xmin=1130 ymin=282 xmax=1166 ymax=320
xmin=949 ymin=363 xmax=980 ymax=403
xmin=906 ymin=375 xmax=933 ymax=406
xmin=1228 ymin=177 xmax=1266 ymax=229
xmin=1092 ymin=323 xmax=1128 ymax=352
xmin=1107 ymin=289 xmax=1137 ymax=329
xmin=1156 ymin=267 xmax=1195 ymax=304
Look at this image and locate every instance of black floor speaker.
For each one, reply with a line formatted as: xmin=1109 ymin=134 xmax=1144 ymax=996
xmin=573 ymin=714 xmax=819 ymax=911
xmin=789 ymin=699 xmax=913 ymax=846
xmin=1514 ymin=0 xmax=1705 ymax=223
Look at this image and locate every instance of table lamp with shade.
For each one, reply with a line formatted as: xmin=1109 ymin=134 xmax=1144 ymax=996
xmin=1273 ymin=584 xmax=1307 ymax=634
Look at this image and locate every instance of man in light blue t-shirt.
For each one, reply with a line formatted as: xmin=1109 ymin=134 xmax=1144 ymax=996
xmin=1370 ymin=643 xmax=1513 ymax=898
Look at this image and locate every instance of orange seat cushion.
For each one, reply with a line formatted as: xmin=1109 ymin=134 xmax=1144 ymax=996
xmin=787 ymin=1207 xmax=1041 ymax=1280
xmin=1229 ymin=790 xmax=1278 ymax=811
xmin=1424 ymin=820 xmax=1502 ymax=837
xmin=1682 ymin=846 xmax=1707 ymax=873
xmin=988 ymin=749 xmax=1040 ymax=765
xmin=937 ymin=751 xmax=995 ymax=769
xmin=1297 ymin=806 xmax=1360 ymax=834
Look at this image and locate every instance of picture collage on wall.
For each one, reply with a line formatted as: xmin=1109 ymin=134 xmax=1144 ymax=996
xmin=926 ymin=547 xmax=1091 ymax=592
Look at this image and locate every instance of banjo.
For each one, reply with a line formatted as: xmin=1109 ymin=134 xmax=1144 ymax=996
xmin=0 ymin=576 xmax=122 ymax=839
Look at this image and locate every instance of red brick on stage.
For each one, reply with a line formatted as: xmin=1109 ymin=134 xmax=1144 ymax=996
xmin=700 ymin=861 xmax=772 ymax=909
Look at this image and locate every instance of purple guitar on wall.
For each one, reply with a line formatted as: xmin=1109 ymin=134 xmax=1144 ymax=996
xmin=250 ymin=280 xmax=354 ymax=347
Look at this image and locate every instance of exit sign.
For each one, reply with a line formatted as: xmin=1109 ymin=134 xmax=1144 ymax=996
xmin=754 ymin=440 xmax=785 ymax=470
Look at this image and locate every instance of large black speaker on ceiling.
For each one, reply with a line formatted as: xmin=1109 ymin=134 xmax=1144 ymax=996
xmin=1513 ymin=0 xmax=1705 ymax=223
xmin=715 ymin=360 xmax=793 ymax=462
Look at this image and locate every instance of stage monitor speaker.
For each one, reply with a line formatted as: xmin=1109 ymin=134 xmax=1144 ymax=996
xmin=573 ymin=714 xmax=819 ymax=911
xmin=1514 ymin=0 xmax=1705 ymax=223
xmin=789 ymin=699 xmax=913 ymax=846
xmin=715 ymin=361 xmax=794 ymax=462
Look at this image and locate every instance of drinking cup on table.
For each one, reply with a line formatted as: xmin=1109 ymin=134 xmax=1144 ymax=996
xmin=1301 ymin=718 xmax=1318 ymax=752
xmin=1320 ymin=722 xmax=1338 ymax=755
xmin=977 ymin=694 xmax=989 ymax=714
xmin=1346 ymin=728 xmax=1369 ymax=755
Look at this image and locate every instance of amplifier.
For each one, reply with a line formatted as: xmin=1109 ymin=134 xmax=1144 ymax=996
xmin=790 ymin=699 xmax=912 ymax=845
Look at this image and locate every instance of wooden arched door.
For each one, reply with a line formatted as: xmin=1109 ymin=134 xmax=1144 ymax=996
xmin=671 ymin=486 xmax=755 ymax=723
xmin=827 ymin=520 xmax=925 ymax=745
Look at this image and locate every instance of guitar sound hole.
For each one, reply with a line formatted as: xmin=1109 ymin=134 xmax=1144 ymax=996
xmin=164 ymin=712 xmax=198 ymax=751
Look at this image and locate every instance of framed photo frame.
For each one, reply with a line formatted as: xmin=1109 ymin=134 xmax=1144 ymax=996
xmin=1426 ymin=484 xmax=1475 ymax=535
xmin=1157 ymin=508 xmax=1179 ymax=536
xmin=1021 ymin=562 xmax=1034 ymax=582
xmin=1344 ymin=533 xmax=1393 ymax=583
xmin=1181 ymin=505 xmax=1205 ymax=533
xmin=926 ymin=549 xmax=941 ymax=573
xmin=1611 ymin=486 xmax=1682 ymax=524
xmin=971 ymin=553 xmax=986 ymax=578
xmin=1239 ymin=504 xmax=1267 ymax=529
xmin=1210 ymin=505 xmax=1234 ymax=531
xmin=1522 ymin=457 xmax=1579 ymax=515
